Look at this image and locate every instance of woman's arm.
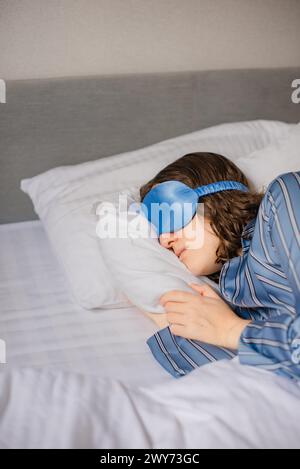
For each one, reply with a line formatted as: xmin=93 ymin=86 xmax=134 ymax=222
xmin=159 ymin=283 xmax=251 ymax=349
xmin=160 ymin=283 xmax=300 ymax=379
xmin=238 ymin=171 xmax=300 ymax=379
xmin=237 ymin=173 xmax=300 ymax=378
xmin=159 ymin=172 xmax=300 ymax=379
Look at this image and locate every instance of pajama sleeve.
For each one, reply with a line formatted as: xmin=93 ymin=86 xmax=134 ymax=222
xmin=239 ymin=314 xmax=300 ymax=380
xmin=147 ymin=327 xmax=237 ymax=378
xmin=238 ymin=172 xmax=300 ymax=380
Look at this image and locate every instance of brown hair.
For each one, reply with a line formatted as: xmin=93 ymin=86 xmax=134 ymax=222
xmin=140 ymin=152 xmax=264 ymax=282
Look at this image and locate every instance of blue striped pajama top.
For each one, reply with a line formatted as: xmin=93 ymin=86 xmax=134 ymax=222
xmin=147 ymin=171 xmax=300 ymax=381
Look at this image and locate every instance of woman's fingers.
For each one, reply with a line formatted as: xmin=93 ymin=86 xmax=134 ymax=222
xmin=163 ymin=301 xmax=186 ymax=313
xmin=166 ymin=311 xmax=186 ymax=325
xmin=169 ymin=324 xmax=187 ymax=337
xmin=190 ymin=283 xmax=220 ymax=299
xmin=159 ymin=290 xmax=195 ymax=305
xmin=159 ymin=285 xmax=219 ymax=309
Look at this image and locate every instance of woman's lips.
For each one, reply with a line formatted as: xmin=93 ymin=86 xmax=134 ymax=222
xmin=179 ymin=248 xmax=187 ymax=259
xmin=175 ymin=247 xmax=184 ymax=258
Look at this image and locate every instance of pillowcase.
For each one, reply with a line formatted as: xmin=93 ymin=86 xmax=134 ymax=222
xmin=236 ymin=123 xmax=300 ymax=191
xmin=96 ymin=198 xmax=220 ymax=314
xmin=21 ymin=120 xmax=294 ymax=309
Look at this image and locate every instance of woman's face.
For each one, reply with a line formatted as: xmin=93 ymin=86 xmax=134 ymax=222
xmin=159 ymin=213 xmax=222 ymax=276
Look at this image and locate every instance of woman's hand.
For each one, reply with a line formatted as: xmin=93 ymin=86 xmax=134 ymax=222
xmin=159 ymin=283 xmax=251 ymax=350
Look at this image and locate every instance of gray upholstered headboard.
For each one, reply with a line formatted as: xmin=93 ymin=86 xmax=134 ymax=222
xmin=1 ymin=67 xmax=299 ymax=223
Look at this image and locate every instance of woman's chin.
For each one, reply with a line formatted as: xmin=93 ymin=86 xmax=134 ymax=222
xmin=181 ymin=259 xmax=203 ymax=276
xmin=182 ymin=259 xmax=212 ymax=277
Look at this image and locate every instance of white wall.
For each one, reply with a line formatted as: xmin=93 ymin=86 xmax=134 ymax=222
xmin=1 ymin=0 xmax=300 ymax=80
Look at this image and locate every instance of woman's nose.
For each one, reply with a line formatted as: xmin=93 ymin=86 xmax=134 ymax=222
xmin=159 ymin=232 xmax=176 ymax=248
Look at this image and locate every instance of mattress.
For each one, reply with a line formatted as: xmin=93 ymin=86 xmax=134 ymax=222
xmin=0 ymin=220 xmax=169 ymax=386
xmin=1 ymin=221 xmax=300 ymax=449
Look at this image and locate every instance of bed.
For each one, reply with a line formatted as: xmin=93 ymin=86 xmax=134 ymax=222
xmin=0 ymin=67 xmax=300 ymax=449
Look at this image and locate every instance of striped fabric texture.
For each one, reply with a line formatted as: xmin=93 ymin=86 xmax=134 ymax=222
xmin=147 ymin=171 xmax=300 ymax=380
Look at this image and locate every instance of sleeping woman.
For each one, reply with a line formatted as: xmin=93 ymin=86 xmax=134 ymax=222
xmin=139 ymin=152 xmax=300 ymax=380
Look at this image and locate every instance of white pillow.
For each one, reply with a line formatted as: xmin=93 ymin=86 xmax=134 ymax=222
xmin=96 ymin=199 xmax=220 ymax=313
xmin=21 ymin=120 xmax=294 ymax=309
xmin=236 ymin=123 xmax=300 ymax=191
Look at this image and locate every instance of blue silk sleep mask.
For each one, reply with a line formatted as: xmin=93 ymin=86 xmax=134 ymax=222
xmin=139 ymin=180 xmax=249 ymax=236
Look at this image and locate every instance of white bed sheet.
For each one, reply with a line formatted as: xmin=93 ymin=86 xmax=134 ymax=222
xmin=0 ymin=220 xmax=169 ymax=386
xmin=0 ymin=221 xmax=300 ymax=449
xmin=1 ymin=360 xmax=300 ymax=449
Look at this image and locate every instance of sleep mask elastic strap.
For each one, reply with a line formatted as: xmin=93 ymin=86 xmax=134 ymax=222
xmin=194 ymin=180 xmax=249 ymax=198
